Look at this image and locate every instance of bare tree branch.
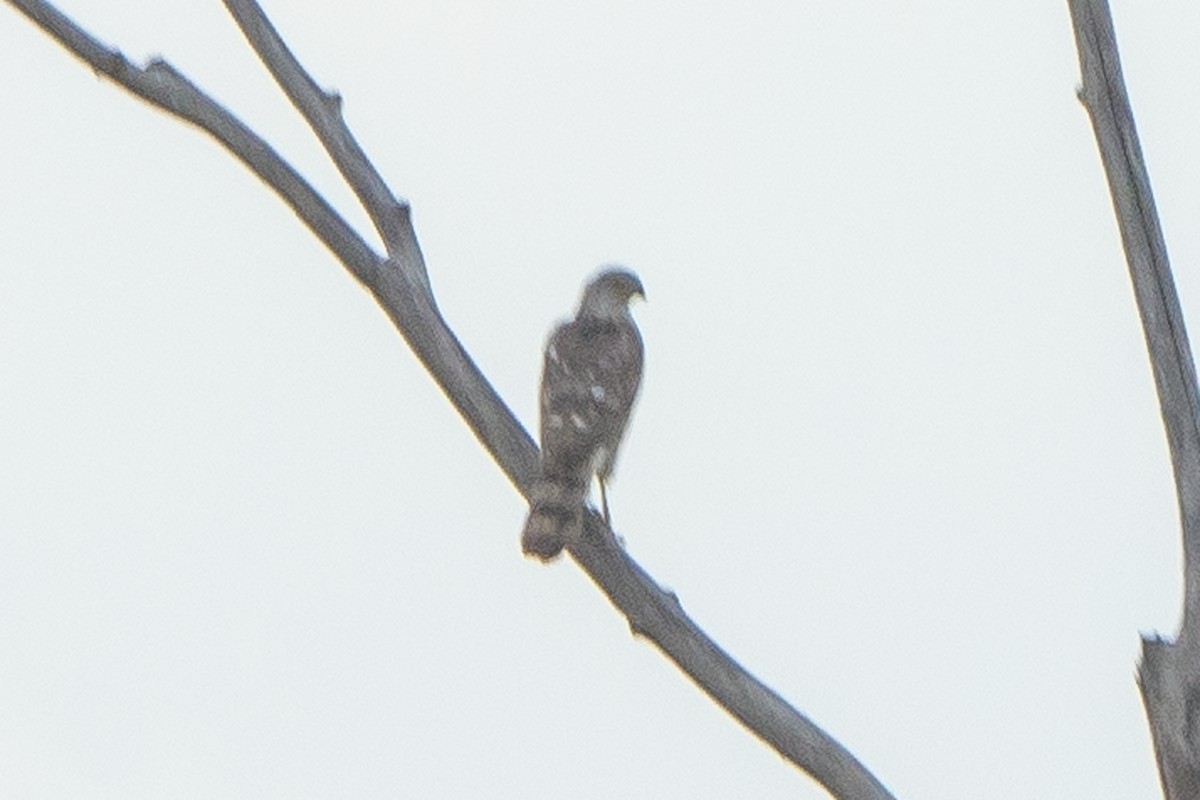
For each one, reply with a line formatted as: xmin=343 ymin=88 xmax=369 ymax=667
xmin=9 ymin=0 xmax=537 ymax=494
xmin=1068 ymin=2 xmax=1200 ymax=797
xmin=220 ymin=0 xmax=420 ymax=282
xmin=6 ymin=1 xmax=896 ymax=797
xmin=7 ymin=1 xmax=381 ymax=285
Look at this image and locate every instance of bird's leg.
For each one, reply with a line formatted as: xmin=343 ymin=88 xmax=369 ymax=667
xmin=599 ymin=477 xmax=611 ymax=527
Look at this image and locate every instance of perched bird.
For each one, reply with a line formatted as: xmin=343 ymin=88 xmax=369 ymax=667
xmin=521 ymin=267 xmax=645 ymax=560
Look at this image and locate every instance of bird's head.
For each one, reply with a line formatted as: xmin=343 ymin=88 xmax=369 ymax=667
xmin=577 ymin=266 xmax=645 ymax=320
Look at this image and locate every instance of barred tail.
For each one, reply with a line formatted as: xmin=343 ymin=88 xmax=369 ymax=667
xmin=521 ymin=479 xmax=586 ymax=560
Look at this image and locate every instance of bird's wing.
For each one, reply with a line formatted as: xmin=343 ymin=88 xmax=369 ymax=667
xmin=539 ymin=318 xmax=643 ymax=482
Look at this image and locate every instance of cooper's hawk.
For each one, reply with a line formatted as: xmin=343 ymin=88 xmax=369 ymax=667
xmin=521 ymin=267 xmax=645 ymax=560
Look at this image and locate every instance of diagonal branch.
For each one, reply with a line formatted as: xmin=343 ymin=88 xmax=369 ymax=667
xmin=6 ymin=1 xmax=896 ymax=797
xmin=1068 ymin=2 xmax=1200 ymax=797
xmin=11 ymin=0 xmax=536 ymax=493
xmin=7 ymin=1 xmax=381 ymax=288
xmin=220 ymin=0 xmax=421 ymax=283
xmin=212 ymin=0 xmax=539 ymax=493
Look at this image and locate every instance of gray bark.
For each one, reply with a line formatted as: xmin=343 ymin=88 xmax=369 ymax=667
xmin=1068 ymin=2 xmax=1200 ymax=797
xmin=5 ymin=0 xmax=895 ymax=797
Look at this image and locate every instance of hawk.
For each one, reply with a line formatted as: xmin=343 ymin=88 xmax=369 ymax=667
xmin=521 ymin=267 xmax=645 ymax=560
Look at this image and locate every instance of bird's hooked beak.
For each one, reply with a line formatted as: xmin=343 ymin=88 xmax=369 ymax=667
xmin=629 ymin=276 xmax=646 ymax=304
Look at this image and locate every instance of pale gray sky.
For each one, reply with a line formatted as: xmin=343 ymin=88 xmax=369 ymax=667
xmin=3 ymin=2 xmax=1197 ymax=797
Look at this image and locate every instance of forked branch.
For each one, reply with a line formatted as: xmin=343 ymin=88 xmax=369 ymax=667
xmin=6 ymin=1 xmax=895 ymax=797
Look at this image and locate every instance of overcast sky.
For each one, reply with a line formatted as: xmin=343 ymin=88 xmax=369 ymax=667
xmin=3 ymin=1 xmax=1199 ymax=797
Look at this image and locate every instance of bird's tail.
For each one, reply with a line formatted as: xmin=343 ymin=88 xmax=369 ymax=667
xmin=521 ymin=478 xmax=586 ymax=560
